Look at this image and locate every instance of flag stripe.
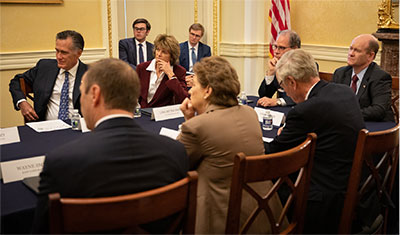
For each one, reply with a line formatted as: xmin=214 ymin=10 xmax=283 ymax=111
xmin=268 ymin=0 xmax=291 ymax=58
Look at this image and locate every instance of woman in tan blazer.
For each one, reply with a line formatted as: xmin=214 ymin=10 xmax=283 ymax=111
xmin=177 ymin=56 xmax=284 ymax=234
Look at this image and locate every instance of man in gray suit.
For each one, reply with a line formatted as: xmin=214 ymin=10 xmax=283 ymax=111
xmin=332 ymin=34 xmax=393 ymax=121
xmin=32 ymin=58 xmax=189 ymax=233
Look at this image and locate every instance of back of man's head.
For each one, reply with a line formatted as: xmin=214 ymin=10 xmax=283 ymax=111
xmin=84 ymin=58 xmax=140 ymax=112
xmin=279 ymin=30 xmax=301 ymax=49
xmin=276 ymin=49 xmax=318 ymax=83
xmin=56 ymin=30 xmax=84 ymax=51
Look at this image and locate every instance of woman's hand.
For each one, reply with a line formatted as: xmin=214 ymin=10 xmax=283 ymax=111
xmin=180 ymin=98 xmax=195 ymax=120
xmin=156 ymin=59 xmax=174 ymax=79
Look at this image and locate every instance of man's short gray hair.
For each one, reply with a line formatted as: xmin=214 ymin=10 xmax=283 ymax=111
xmin=279 ymin=30 xmax=301 ymax=49
xmin=276 ymin=49 xmax=318 ymax=83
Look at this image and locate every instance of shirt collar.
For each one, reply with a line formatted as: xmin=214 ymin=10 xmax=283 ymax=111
xmin=188 ymin=41 xmax=199 ymax=51
xmin=305 ymin=81 xmax=319 ymax=100
xmin=60 ymin=60 xmax=79 ymax=77
xmin=135 ymin=38 xmax=146 ymax=48
xmin=351 ymin=66 xmax=368 ymax=81
xmin=94 ymin=114 xmax=133 ymax=128
xmin=146 ymin=59 xmax=157 ymax=72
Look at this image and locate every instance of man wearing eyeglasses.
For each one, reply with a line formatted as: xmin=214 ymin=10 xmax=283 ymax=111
xmin=257 ymin=30 xmax=300 ymax=107
xmin=119 ymin=18 xmax=154 ymax=70
xmin=179 ymin=23 xmax=211 ymax=87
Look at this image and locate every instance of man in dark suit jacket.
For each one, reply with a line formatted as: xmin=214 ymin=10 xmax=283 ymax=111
xmin=265 ymin=49 xmax=365 ymax=233
xmin=119 ymin=18 xmax=154 ymax=70
xmin=332 ymin=34 xmax=393 ymax=122
xmin=32 ymin=58 xmax=189 ymax=233
xmin=179 ymin=23 xmax=211 ymax=87
xmin=9 ymin=30 xmax=87 ymax=122
xmin=257 ymin=30 xmax=302 ymax=107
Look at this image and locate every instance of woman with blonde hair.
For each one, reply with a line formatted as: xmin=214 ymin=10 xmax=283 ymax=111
xmin=177 ymin=56 xmax=284 ymax=233
xmin=136 ymin=34 xmax=188 ymax=108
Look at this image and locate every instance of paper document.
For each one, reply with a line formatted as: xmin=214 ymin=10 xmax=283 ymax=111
xmin=159 ymin=127 xmax=180 ymax=140
xmin=0 ymin=127 xmax=20 ymax=145
xmin=254 ymin=107 xmax=285 ymax=127
xmin=262 ymin=137 xmax=274 ymax=143
xmin=152 ymin=104 xmax=184 ymax=121
xmin=80 ymin=118 xmax=91 ymax=133
xmin=27 ymin=119 xmax=70 ymax=132
xmin=1 ymin=156 xmax=45 ymax=183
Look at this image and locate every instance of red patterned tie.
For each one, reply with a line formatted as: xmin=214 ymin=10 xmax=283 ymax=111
xmin=351 ymin=75 xmax=358 ymax=93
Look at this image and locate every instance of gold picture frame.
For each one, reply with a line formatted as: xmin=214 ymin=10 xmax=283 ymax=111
xmin=0 ymin=0 xmax=62 ymax=3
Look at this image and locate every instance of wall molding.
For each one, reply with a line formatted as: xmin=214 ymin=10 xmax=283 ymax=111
xmin=0 ymin=48 xmax=107 ymax=71
xmin=219 ymin=42 xmax=381 ymax=64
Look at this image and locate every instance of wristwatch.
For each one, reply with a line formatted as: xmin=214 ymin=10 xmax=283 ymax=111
xmin=276 ymin=99 xmax=282 ymax=106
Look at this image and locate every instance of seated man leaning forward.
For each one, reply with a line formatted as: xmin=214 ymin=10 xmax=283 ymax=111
xmin=136 ymin=34 xmax=188 ymax=108
xmin=9 ymin=30 xmax=87 ymax=122
xmin=177 ymin=56 xmax=284 ymax=234
xmin=265 ymin=49 xmax=365 ymax=234
xmin=332 ymin=34 xmax=393 ymax=122
xmin=32 ymin=58 xmax=189 ymax=233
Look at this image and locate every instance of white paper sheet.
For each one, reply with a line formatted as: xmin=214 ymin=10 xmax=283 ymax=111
xmin=159 ymin=127 xmax=180 ymax=140
xmin=262 ymin=137 xmax=274 ymax=143
xmin=0 ymin=127 xmax=20 ymax=145
xmin=254 ymin=107 xmax=285 ymax=127
xmin=152 ymin=104 xmax=184 ymax=121
xmin=80 ymin=118 xmax=91 ymax=133
xmin=27 ymin=119 xmax=71 ymax=132
xmin=1 ymin=156 xmax=45 ymax=183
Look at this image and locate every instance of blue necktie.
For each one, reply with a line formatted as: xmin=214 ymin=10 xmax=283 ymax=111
xmin=139 ymin=43 xmax=144 ymax=64
xmin=191 ymin=47 xmax=197 ymax=70
xmin=58 ymin=71 xmax=69 ymax=120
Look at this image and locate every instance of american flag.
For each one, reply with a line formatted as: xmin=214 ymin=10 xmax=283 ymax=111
xmin=268 ymin=0 xmax=291 ymax=58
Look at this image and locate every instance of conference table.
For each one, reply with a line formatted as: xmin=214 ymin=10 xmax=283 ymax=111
xmin=0 ymin=96 xmax=396 ymax=233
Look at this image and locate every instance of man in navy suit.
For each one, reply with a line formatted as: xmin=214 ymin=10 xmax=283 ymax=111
xmin=9 ymin=30 xmax=87 ymax=122
xmin=332 ymin=34 xmax=393 ymax=122
xmin=257 ymin=30 xmax=300 ymax=108
xmin=119 ymin=18 xmax=154 ymax=70
xmin=32 ymin=58 xmax=189 ymax=233
xmin=265 ymin=49 xmax=365 ymax=233
xmin=179 ymin=23 xmax=211 ymax=87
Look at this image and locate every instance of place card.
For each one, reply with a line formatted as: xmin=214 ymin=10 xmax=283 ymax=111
xmin=152 ymin=104 xmax=184 ymax=122
xmin=263 ymin=137 xmax=274 ymax=143
xmin=254 ymin=107 xmax=285 ymax=127
xmin=1 ymin=156 xmax=45 ymax=183
xmin=80 ymin=117 xmax=91 ymax=133
xmin=0 ymin=127 xmax=20 ymax=145
xmin=27 ymin=119 xmax=70 ymax=132
xmin=159 ymin=127 xmax=180 ymax=140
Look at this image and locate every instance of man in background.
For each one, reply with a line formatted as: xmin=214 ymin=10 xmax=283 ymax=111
xmin=179 ymin=23 xmax=211 ymax=87
xmin=32 ymin=58 xmax=189 ymax=233
xmin=332 ymin=34 xmax=393 ymax=121
xmin=265 ymin=49 xmax=365 ymax=233
xmin=9 ymin=30 xmax=87 ymax=122
xmin=119 ymin=18 xmax=154 ymax=70
xmin=257 ymin=30 xmax=300 ymax=107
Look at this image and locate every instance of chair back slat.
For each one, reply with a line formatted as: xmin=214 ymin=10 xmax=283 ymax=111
xmin=225 ymin=133 xmax=317 ymax=234
xmin=49 ymin=171 xmax=198 ymax=234
xmin=339 ymin=124 xmax=400 ymax=234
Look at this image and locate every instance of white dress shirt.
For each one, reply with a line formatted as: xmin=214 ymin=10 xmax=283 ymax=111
xmin=146 ymin=59 xmax=173 ymax=103
xmin=136 ymin=39 xmax=148 ymax=65
xmin=351 ymin=66 xmax=368 ymax=94
xmin=45 ymin=62 xmax=79 ymax=120
xmin=188 ymin=42 xmax=199 ymax=72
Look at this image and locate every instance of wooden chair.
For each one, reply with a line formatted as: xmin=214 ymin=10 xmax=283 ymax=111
xmin=391 ymin=76 xmax=399 ymax=123
xmin=319 ymin=71 xmax=333 ymax=82
xmin=338 ymin=124 xmax=400 ymax=234
xmin=19 ymin=77 xmax=34 ymax=101
xmin=225 ymin=133 xmax=317 ymax=234
xmin=49 ymin=171 xmax=198 ymax=234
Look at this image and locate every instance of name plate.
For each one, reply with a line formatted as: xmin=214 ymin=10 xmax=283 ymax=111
xmin=0 ymin=127 xmax=20 ymax=145
xmin=1 ymin=156 xmax=45 ymax=183
xmin=159 ymin=127 xmax=180 ymax=140
xmin=152 ymin=104 xmax=184 ymax=122
xmin=254 ymin=107 xmax=285 ymax=127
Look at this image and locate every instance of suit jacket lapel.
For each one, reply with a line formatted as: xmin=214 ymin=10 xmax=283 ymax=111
xmin=356 ymin=62 xmax=375 ymax=100
xmin=73 ymin=60 xmax=85 ymax=105
xmin=133 ymin=38 xmax=137 ymax=64
xmin=344 ymin=68 xmax=352 ymax=86
xmin=146 ymin=41 xmax=153 ymax=60
xmin=198 ymin=43 xmax=203 ymax=60
xmin=182 ymin=42 xmax=189 ymax=69
xmin=44 ymin=65 xmax=60 ymax=100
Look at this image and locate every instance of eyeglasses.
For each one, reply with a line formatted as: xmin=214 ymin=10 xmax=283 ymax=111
xmin=190 ymin=32 xmax=202 ymax=38
xmin=272 ymin=44 xmax=290 ymax=51
xmin=134 ymin=27 xmax=147 ymax=32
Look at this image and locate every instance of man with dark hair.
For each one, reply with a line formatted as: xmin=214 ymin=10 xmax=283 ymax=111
xmin=257 ymin=30 xmax=301 ymax=107
xmin=332 ymin=34 xmax=393 ymax=121
xmin=179 ymin=23 xmax=211 ymax=87
xmin=32 ymin=58 xmax=189 ymax=233
xmin=119 ymin=18 xmax=154 ymax=70
xmin=265 ymin=49 xmax=365 ymax=233
xmin=9 ymin=30 xmax=87 ymax=121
